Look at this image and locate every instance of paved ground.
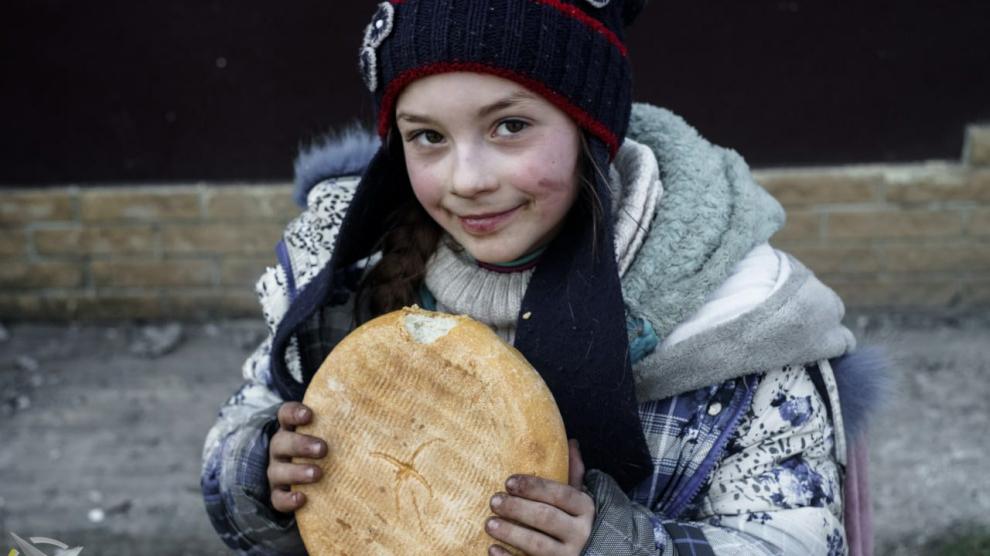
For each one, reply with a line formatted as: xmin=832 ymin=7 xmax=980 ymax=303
xmin=0 ymin=312 xmax=987 ymax=555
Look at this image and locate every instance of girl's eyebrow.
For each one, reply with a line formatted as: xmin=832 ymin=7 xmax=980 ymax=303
xmin=396 ymin=90 xmax=538 ymax=124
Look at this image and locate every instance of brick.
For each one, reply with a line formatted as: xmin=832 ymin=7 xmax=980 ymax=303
xmin=968 ymin=169 xmax=990 ymax=200
xmin=774 ymin=211 xmax=821 ymax=241
xmin=882 ymin=244 xmax=990 ymax=272
xmin=884 ymin=166 xmax=990 ymax=204
xmin=780 ymin=245 xmax=880 ymax=274
xmin=969 ymin=209 xmax=990 ymax=236
xmin=830 ymin=280 xmax=962 ymax=309
xmin=33 ymin=226 xmax=157 ymax=257
xmin=964 ymin=124 xmax=990 ymax=166
xmin=882 ymin=165 xmax=964 ymax=203
xmin=161 ymin=223 xmax=282 ymax=255
xmin=269 ymin=192 xmax=302 ymax=222
xmin=0 ymin=190 xmax=74 ymax=225
xmin=90 ymin=260 xmax=217 ymax=288
xmin=65 ymin=293 xmax=164 ymax=320
xmin=0 ymin=293 xmax=164 ymax=320
xmin=826 ymin=210 xmax=963 ymax=239
xmin=0 ymin=261 xmax=84 ymax=288
xmin=0 ymin=228 xmax=28 ymax=258
xmin=204 ymin=185 xmax=297 ymax=220
xmin=756 ymin=169 xmax=879 ymax=206
xmin=221 ymin=259 xmax=270 ymax=287
xmin=80 ymin=189 xmax=200 ymax=221
xmin=0 ymin=294 xmax=41 ymax=319
xmin=160 ymin=290 xmax=261 ymax=320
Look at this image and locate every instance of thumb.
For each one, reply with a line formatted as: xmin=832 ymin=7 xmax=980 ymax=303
xmin=568 ymin=439 xmax=585 ymax=489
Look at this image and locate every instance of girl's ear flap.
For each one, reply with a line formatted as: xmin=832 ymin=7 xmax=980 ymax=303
xmin=293 ymin=124 xmax=382 ymax=208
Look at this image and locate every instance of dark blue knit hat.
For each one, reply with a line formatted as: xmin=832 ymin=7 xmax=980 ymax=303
xmin=359 ymin=0 xmax=644 ymax=159
xmin=269 ymin=0 xmax=653 ymax=492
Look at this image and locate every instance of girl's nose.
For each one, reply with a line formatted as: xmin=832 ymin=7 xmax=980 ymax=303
xmin=450 ymin=148 xmax=498 ymax=198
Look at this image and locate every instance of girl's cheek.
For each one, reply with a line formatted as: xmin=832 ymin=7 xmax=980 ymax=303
xmin=536 ymin=175 xmax=572 ymax=193
xmin=407 ymin=166 xmax=445 ymax=209
xmin=510 ymin=157 xmax=571 ymax=194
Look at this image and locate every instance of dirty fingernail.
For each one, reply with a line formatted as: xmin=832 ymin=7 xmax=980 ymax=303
xmin=296 ymin=408 xmax=308 ymax=420
xmin=490 ymin=494 xmax=503 ymax=508
xmin=506 ymin=477 xmax=518 ymax=492
xmin=487 ymin=518 xmax=499 ymax=530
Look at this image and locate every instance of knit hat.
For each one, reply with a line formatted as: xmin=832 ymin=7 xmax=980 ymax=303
xmin=270 ymin=0 xmax=653 ymax=491
xmin=360 ymin=0 xmax=645 ymax=159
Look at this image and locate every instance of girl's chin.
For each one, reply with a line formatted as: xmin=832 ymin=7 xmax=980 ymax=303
xmin=459 ymin=238 xmax=528 ymax=264
xmin=466 ymin=248 xmax=522 ymax=264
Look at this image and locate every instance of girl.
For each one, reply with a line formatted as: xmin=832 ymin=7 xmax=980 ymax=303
xmin=202 ymin=1 xmax=884 ymax=554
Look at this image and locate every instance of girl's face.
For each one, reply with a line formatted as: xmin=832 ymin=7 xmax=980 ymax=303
xmin=395 ymin=72 xmax=582 ymax=264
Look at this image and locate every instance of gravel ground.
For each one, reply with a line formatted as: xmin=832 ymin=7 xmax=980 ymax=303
xmin=0 ymin=312 xmax=987 ymax=555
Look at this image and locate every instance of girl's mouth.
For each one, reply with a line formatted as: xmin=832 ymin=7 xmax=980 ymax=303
xmin=458 ymin=205 xmax=522 ymax=235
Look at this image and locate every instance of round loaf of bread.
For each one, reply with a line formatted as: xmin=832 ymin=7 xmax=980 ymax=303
xmin=292 ymin=306 xmax=569 ymax=555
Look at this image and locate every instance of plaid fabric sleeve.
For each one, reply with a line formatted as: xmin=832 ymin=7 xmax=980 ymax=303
xmin=201 ymin=337 xmax=308 ymax=555
xmin=582 ymin=469 xmax=706 ymax=556
xmin=202 ymin=403 xmax=307 ymax=555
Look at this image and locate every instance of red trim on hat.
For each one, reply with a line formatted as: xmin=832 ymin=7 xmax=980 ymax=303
xmin=378 ymin=62 xmax=620 ymax=158
xmin=535 ymin=0 xmax=628 ymax=57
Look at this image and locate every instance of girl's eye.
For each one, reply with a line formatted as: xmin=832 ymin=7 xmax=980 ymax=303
xmin=409 ymin=130 xmax=445 ymax=146
xmin=494 ymin=119 xmax=529 ymax=137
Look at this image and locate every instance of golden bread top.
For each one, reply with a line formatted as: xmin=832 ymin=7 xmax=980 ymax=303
xmin=293 ymin=306 xmax=568 ymax=555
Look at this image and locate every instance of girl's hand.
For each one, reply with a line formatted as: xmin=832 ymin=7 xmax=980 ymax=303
xmin=267 ymin=401 xmax=328 ymax=513
xmin=486 ymin=439 xmax=594 ymax=556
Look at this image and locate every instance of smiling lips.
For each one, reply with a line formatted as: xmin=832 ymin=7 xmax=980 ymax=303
xmin=457 ymin=205 xmax=522 ymax=235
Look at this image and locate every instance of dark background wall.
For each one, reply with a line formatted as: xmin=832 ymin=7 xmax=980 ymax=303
xmin=2 ymin=1 xmax=988 ymax=185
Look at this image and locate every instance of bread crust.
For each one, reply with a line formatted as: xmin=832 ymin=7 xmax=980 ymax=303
xmin=293 ymin=306 xmax=569 ymax=555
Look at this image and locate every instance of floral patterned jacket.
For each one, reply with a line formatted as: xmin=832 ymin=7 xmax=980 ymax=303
xmin=200 ymin=172 xmax=850 ymax=555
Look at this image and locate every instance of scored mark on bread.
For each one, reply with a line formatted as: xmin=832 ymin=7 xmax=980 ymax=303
xmin=403 ymin=313 xmax=457 ymax=344
xmin=370 ymin=437 xmax=445 ymax=528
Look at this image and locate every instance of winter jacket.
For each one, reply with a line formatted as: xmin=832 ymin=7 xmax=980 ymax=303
xmin=201 ymin=103 xmax=883 ymax=555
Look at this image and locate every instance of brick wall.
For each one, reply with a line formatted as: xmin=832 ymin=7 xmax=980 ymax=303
xmin=0 ymin=185 xmax=299 ymax=320
xmin=2 ymin=125 xmax=988 ymax=321
xmin=763 ymin=123 xmax=990 ymax=310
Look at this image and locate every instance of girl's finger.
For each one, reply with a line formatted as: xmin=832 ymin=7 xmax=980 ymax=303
xmin=505 ymin=475 xmax=593 ymax=517
xmin=488 ymin=544 xmax=514 ymax=556
xmin=490 ymin=492 xmax=572 ymax=542
xmin=486 ymin=517 xmax=563 ymax=556
xmin=277 ymin=402 xmax=312 ymax=428
xmin=270 ymin=430 xmax=327 ymax=459
xmin=567 ymin=439 xmax=585 ymax=489
xmin=267 ymin=461 xmax=322 ymax=488
xmin=271 ymin=488 xmax=306 ymax=513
